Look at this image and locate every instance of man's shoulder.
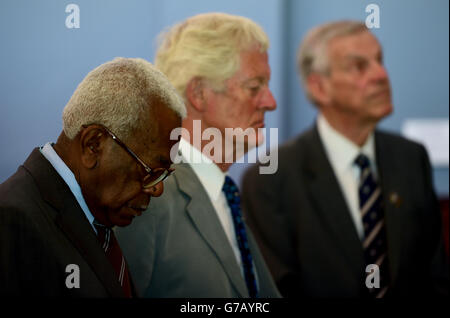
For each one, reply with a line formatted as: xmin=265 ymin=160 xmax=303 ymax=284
xmin=243 ymin=126 xmax=317 ymax=180
xmin=0 ymin=147 xmax=48 ymax=197
xmin=139 ymin=163 xmax=201 ymax=217
xmin=0 ymin=149 xmax=61 ymax=229
xmin=116 ymin=163 xmax=206 ymax=253
xmin=0 ymin=163 xmax=58 ymax=253
xmin=161 ymin=163 xmax=200 ymax=200
xmin=278 ymin=126 xmax=318 ymax=156
xmin=375 ymin=129 xmax=426 ymax=155
xmin=0 ymin=164 xmax=41 ymax=211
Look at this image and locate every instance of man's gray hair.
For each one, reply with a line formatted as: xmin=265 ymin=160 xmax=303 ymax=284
xmin=297 ymin=20 xmax=368 ymax=103
xmin=62 ymin=57 xmax=186 ymax=141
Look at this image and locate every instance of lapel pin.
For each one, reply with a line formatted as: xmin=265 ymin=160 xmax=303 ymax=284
xmin=389 ymin=192 xmax=402 ymax=208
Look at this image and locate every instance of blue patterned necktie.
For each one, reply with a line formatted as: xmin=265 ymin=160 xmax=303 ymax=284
xmin=354 ymin=154 xmax=390 ymax=298
xmin=222 ymin=176 xmax=258 ymax=298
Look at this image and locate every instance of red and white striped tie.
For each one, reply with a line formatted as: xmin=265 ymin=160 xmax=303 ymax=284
xmin=93 ymin=220 xmax=132 ymax=297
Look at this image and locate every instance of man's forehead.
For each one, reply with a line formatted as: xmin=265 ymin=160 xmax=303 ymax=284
xmin=130 ymin=133 xmax=172 ymax=165
xmin=329 ymin=31 xmax=382 ymax=58
xmin=233 ymin=50 xmax=271 ymax=82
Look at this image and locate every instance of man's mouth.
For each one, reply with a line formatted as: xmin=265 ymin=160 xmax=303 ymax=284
xmin=128 ymin=205 xmax=148 ymax=217
xmin=252 ymin=120 xmax=265 ymax=128
xmin=369 ymin=89 xmax=390 ymax=99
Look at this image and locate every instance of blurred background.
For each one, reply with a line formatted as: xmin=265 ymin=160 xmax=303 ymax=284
xmin=0 ymin=0 xmax=448 ymax=201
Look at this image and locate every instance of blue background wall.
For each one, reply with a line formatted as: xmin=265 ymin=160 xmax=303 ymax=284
xmin=0 ymin=0 xmax=448 ymax=196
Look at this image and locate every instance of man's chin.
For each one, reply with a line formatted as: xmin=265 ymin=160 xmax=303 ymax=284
xmin=376 ymin=102 xmax=393 ymax=120
xmin=255 ymin=131 xmax=265 ymax=147
xmin=244 ymin=132 xmax=265 ymax=153
xmin=243 ymin=131 xmax=265 ymax=149
xmin=112 ymin=215 xmax=135 ymax=227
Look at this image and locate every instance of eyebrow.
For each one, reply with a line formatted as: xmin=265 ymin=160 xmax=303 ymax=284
xmin=242 ymin=76 xmax=268 ymax=85
xmin=342 ymin=54 xmax=367 ymax=61
xmin=343 ymin=51 xmax=383 ymax=61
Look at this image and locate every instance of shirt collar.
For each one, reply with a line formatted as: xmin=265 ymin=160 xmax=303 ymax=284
xmin=39 ymin=142 xmax=97 ymax=233
xmin=178 ymin=137 xmax=226 ymax=201
xmin=317 ymin=114 xmax=376 ymax=173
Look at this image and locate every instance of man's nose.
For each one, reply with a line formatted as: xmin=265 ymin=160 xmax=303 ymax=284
xmin=143 ymin=181 xmax=164 ymax=197
xmin=371 ymin=61 xmax=389 ymax=83
xmin=259 ymin=86 xmax=277 ymax=111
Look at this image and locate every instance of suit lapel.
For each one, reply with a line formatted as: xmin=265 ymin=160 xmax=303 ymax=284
xmin=23 ymin=149 xmax=124 ymax=297
xmin=174 ymin=163 xmax=248 ymax=297
xmin=304 ymin=128 xmax=365 ymax=274
xmin=375 ymin=132 xmax=404 ymax=285
xmin=54 ymin=206 xmax=125 ymax=297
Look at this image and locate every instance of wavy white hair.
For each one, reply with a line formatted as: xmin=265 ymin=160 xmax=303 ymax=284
xmin=155 ymin=12 xmax=269 ymax=101
xmin=62 ymin=57 xmax=186 ymax=141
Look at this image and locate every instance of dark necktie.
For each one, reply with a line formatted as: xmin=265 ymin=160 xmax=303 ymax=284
xmin=93 ymin=220 xmax=132 ymax=298
xmin=354 ymin=154 xmax=390 ymax=298
xmin=222 ymin=176 xmax=258 ymax=298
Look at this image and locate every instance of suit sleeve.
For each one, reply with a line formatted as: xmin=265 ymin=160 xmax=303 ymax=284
xmin=418 ymin=145 xmax=449 ymax=295
xmin=241 ymin=163 xmax=300 ymax=297
xmin=0 ymin=207 xmax=24 ymax=295
xmin=0 ymin=206 xmax=61 ymax=296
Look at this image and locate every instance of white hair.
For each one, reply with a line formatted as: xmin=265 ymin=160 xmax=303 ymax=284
xmin=297 ymin=20 xmax=368 ymax=104
xmin=62 ymin=57 xmax=186 ymax=141
xmin=155 ymin=12 xmax=269 ymax=100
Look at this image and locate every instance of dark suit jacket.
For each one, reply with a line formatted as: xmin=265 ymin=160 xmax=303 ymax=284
xmin=241 ymin=126 xmax=449 ymax=297
xmin=116 ymin=163 xmax=280 ymax=298
xmin=0 ymin=148 xmax=129 ymax=297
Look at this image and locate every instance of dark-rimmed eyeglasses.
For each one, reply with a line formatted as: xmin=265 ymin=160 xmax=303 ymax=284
xmin=84 ymin=124 xmax=174 ymax=189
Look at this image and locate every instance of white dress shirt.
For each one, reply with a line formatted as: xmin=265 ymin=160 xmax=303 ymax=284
xmin=40 ymin=142 xmax=97 ymax=234
xmin=316 ymin=114 xmax=378 ymax=240
xmin=178 ymin=137 xmax=251 ymax=280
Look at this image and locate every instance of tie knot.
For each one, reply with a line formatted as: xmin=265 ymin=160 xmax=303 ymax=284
xmin=223 ymin=175 xmax=239 ymax=193
xmin=354 ymin=153 xmax=370 ymax=170
xmin=93 ymin=219 xmax=107 ymax=228
xmin=93 ymin=219 xmax=112 ymax=235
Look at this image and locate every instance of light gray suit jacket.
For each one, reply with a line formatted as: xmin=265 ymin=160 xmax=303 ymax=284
xmin=116 ymin=163 xmax=280 ymax=298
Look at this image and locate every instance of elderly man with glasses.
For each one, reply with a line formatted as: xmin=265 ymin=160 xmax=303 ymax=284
xmin=0 ymin=57 xmax=186 ymax=297
xmin=116 ymin=13 xmax=279 ymax=298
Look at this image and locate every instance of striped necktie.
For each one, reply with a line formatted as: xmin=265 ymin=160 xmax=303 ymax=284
xmin=93 ymin=220 xmax=132 ymax=297
xmin=222 ymin=176 xmax=258 ymax=298
xmin=354 ymin=154 xmax=390 ymax=298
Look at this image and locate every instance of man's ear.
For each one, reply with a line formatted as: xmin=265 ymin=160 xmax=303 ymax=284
xmin=186 ymin=77 xmax=207 ymax=112
xmin=307 ymin=73 xmax=331 ymax=106
xmin=79 ymin=125 xmax=106 ymax=169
